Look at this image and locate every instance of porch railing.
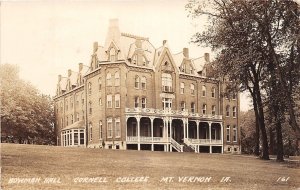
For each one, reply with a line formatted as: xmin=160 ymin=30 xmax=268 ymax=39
xmin=170 ymin=138 xmax=183 ymax=152
xmin=126 ymin=136 xmax=168 ymax=143
xmin=186 ymin=138 xmax=222 ymax=145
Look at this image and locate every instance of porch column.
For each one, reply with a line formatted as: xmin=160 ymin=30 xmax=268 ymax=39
xmin=84 ymin=129 xmax=86 ymax=147
xmin=220 ymin=122 xmax=224 ymax=153
xmin=150 ymin=117 xmax=154 ymax=151
xmin=60 ymin=132 xmax=63 ymax=146
xmin=187 ymin=120 xmax=189 ymax=140
xmin=209 ymin=122 xmax=212 ymax=153
xmin=183 ymin=119 xmax=186 ymax=140
xmin=72 ymin=129 xmax=74 ymax=146
xmin=125 ymin=117 xmax=128 ymax=142
xmin=196 ymin=121 xmax=199 ymax=140
xmin=137 ymin=116 xmax=141 ymax=151
xmin=170 ymin=118 xmax=173 ymax=139
xmin=166 ymin=119 xmax=169 ymax=152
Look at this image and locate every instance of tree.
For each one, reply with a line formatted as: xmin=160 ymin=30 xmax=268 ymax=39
xmin=0 ymin=64 xmax=55 ymax=145
xmin=186 ymin=0 xmax=300 ymax=161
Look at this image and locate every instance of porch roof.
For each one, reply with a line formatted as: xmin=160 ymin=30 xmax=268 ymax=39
xmin=62 ymin=121 xmax=85 ymax=131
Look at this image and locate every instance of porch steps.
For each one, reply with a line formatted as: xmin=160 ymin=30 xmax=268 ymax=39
xmin=182 ymin=143 xmax=195 ymax=153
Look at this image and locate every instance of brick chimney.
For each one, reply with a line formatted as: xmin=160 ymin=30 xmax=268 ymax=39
xmin=163 ymin=40 xmax=167 ymax=45
xmin=79 ymin=63 xmax=83 ymax=72
xmin=93 ymin=42 xmax=98 ymax=53
xmin=68 ymin=69 xmax=72 ymax=77
xmin=58 ymin=75 xmax=62 ymax=82
xmin=204 ymin=53 xmax=210 ymax=62
xmin=183 ymin=48 xmax=189 ymax=58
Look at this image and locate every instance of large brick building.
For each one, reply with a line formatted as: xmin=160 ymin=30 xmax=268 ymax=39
xmin=54 ymin=19 xmax=241 ymax=153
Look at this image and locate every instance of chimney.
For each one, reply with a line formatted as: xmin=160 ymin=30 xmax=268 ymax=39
xmin=79 ymin=63 xmax=83 ymax=71
xmin=183 ymin=48 xmax=189 ymax=58
xmin=104 ymin=19 xmax=121 ymax=47
xmin=93 ymin=42 xmax=98 ymax=53
xmin=204 ymin=53 xmax=210 ymax=62
xmin=163 ymin=40 xmax=167 ymax=45
xmin=68 ymin=69 xmax=72 ymax=77
xmin=58 ymin=75 xmax=62 ymax=82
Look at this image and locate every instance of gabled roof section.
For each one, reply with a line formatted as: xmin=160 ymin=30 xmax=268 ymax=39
xmin=192 ymin=56 xmax=207 ymax=72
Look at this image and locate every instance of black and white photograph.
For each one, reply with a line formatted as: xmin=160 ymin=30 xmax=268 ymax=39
xmin=1 ymin=0 xmax=299 ymax=189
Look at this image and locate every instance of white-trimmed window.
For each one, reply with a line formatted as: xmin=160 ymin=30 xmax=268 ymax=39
xmin=233 ymin=125 xmax=237 ymax=142
xmin=70 ymin=114 xmax=73 ymax=124
xmin=180 ymin=82 xmax=185 ymax=94
xmin=135 ymin=76 xmax=140 ymax=89
xmin=110 ymin=48 xmax=116 ymax=61
xmin=76 ymin=112 xmax=79 ymax=122
xmin=162 ymin=98 xmax=172 ymax=110
xmin=226 ymin=105 xmax=230 ymax=117
xmin=99 ymin=120 xmax=103 ymax=140
xmin=115 ymin=71 xmax=120 ymax=86
xmin=98 ymin=77 xmax=102 ymax=90
xmin=233 ymin=92 xmax=237 ymax=100
xmin=66 ymin=116 xmax=68 ymax=126
xmin=134 ymin=97 xmax=139 ymax=108
xmin=212 ymin=105 xmax=216 ymax=115
xmin=190 ymin=84 xmax=195 ymax=95
xmin=180 ymin=101 xmax=185 ymax=111
xmin=162 ymin=73 xmax=172 ymax=92
xmin=202 ymin=104 xmax=207 ymax=114
xmin=88 ymin=82 xmax=92 ymax=95
xmin=89 ymin=123 xmax=93 ymax=141
xmin=191 ymin=102 xmax=195 ymax=113
xmin=211 ymin=87 xmax=216 ymax=98
xmin=142 ymin=56 xmax=148 ymax=66
xmin=107 ymin=118 xmax=113 ymax=138
xmin=106 ymin=73 xmax=112 ymax=86
xmin=132 ymin=55 xmax=137 ymax=65
xmin=141 ymin=97 xmax=146 ymax=108
xmin=99 ymin=98 xmax=102 ymax=106
xmin=88 ymin=102 xmax=92 ymax=115
xmin=141 ymin=76 xmax=146 ymax=90
xmin=233 ymin=106 xmax=237 ymax=118
xmin=115 ymin=118 xmax=120 ymax=138
xmin=107 ymin=94 xmax=112 ymax=108
xmin=226 ymin=125 xmax=230 ymax=142
xmin=115 ymin=94 xmax=120 ymax=108
xmin=202 ymin=85 xmax=206 ymax=97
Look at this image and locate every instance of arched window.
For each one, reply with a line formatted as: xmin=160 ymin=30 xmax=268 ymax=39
xmin=141 ymin=97 xmax=146 ymax=108
xmin=135 ymin=76 xmax=140 ymax=89
xmin=202 ymin=86 xmax=206 ymax=97
xmin=180 ymin=82 xmax=185 ymax=94
xmin=191 ymin=102 xmax=195 ymax=113
xmin=98 ymin=77 xmax=102 ymax=90
xmin=115 ymin=94 xmax=120 ymax=108
xmin=81 ymin=93 xmax=84 ymax=105
xmin=211 ymin=87 xmax=216 ymax=98
xmin=141 ymin=76 xmax=146 ymax=89
xmin=233 ymin=106 xmax=237 ymax=118
xmin=71 ymin=114 xmax=73 ymax=124
xmin=110 ymin=48 xmax=116 ymax=61
xmin=134 ymin=97 xmax=139 ymax=108
xmin=233 ymin=125 xmax=237 ymax=142
xmin=232 ymin=92 xmax=237 ymax=100
xmin=107 ymin=118 xmax=113 ymax=138
xmin=89 ymin=101 xmax=92 ymax=115
xmin=107 ymin=95 xmax=112 ymax=108
xmin=226 ymin=125 xmax=230 ymax=142
xmin=99 ymin=121 xmax=103 ymax=140
xmin=88 ymin=82 xmax=92 ymax=95
xmin=212 ymin=105 xmax=216 ymax=115
xmin=226 ymin=105 xmax=230 ymax=117
xmin=106 ymin=73 xmax=111 ymax=86
xmin=202 ymin=104 xmax=207 ymax=114
xmin=142 ymin=56 xmax=148 ymax=66
xmin=132 ymin=55 xmax=137 ymax=65
xmin=115 ymin=71 xmax=120 ymax=86
xmin=162 ymin=73 xmax=172 ymax=92
xmin=190 ymin=84 xmax=195 ymax=95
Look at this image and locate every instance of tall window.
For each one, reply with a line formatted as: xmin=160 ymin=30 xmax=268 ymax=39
xmin=212 ymin=105 xmax=216 ymax=115
xmin=107 ymin=118 xmax=113 ymax=138
xmin=71 ymin=114 xmax=73 ymax=124
xmin=233 ymin=125 xmax=237 ymax=142
xmin=99 ymin=98 xmax=102 ymax=106
xmin=211 ymin=87 xmax=216 ymax=98
xmin=81 ymin=93 xmax=84 ymax=105
xmin=66 ymin=116 xmax=68 ymax=126
xmin=180 ymin=101 xmax=185 ymax=111
xmin=141 ymin=76 xmax=146 ymax=89
xmin=162 ymin=98 xmax=172 ymax=110
xmin=115 ymin=94 xmax=120 ymax=108
xmin=76 ymin=112 xmax=79 ymax=122
xmin=232 ymin=92 xmax=237 ymax=100
xmin=107 ymin=95 xmax=112 ymax=108
xmin=226 ymin=105 xmax=230 ymax=117
xmin=202 ymin=86 xmax=206 ymax=96
xmin=106 ymin=73 xmax=112 ymax=86
xmin=110 ymin=48 xmax=116 ymax=61
xmin=134 ymin=97 xmax=139 ymax=108
xmin=70 ymin=97 xmax=73 ymax=109
xmin=65 ymin=99 xmax=68 ymax=111
xmin=142 ymin=56 xmax=148 ymax=66
xmin=180 ymin=82 xmax=185 ymax=94
xmin=190 ymin=84 xmax=195 ymax=95
xmin=202 ymin=104 xmax=207 ymax=114
xmin=132 ymin=55 xmax=137 ymax=65
xmin=191 ymin=102 xmax=195 ymax=113
xmin=89 ymin=102 xmax=92 ymax=115
xmin=141 ymin=97 xmax=146 ymax=108
xmin=89 ymin=123 xmax=93 ymax=141
xmin=76 ymin=95 xmax=79 ymax=105
xmin=82 ymin=111 xmax=85 ymax=121
xmin=60 ymin=102 xmax=63 ymax=111
xmin=226 ymin=125 xmax=230 ymax=142
xmin=233 ymin=106 xmax=237 ymax=118
xmin=135 ymin=76 xmax=140 ymax=89
xmin=115 ymin=118 xmax=120 ymax=137
xmin=88 ymin=82 xmax=92 ymax=94
xmin=115 ymin=71 xmax=120 ymax=86
xmin=98 ymin=77 xmax=102 ymax=90
xmin=162 ymin=73 xmax=172 ymax=92
xmin=99 ymin=121 xmax=103 ymax=140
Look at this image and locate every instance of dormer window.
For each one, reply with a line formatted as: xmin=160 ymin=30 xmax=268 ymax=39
xmin=110 ymin=48 xmax=116 ymax=62
xmin=132 ymin=55 xmax=137 ymax=65
xmin=202 ymin=68 xmax=207 ymax=76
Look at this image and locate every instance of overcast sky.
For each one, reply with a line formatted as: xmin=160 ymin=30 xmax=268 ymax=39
xmin=1 ymin=0 xmax=251 ymax=111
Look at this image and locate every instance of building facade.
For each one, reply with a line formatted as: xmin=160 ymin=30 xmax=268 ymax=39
xmin=54 ymin=19 xmax=241 ymax=154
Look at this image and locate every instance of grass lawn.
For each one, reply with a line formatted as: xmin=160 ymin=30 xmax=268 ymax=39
xmin=1 ymin=143 xmax=299 ymax=190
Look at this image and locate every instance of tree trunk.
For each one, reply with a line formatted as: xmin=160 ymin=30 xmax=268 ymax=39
xmin=275 ymin=119 xmax=284 ymax=162
xmin=252 ymin=98 xmax=260 ymax=156
xmin=269 ymin=128 xmax=274 ymax=155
